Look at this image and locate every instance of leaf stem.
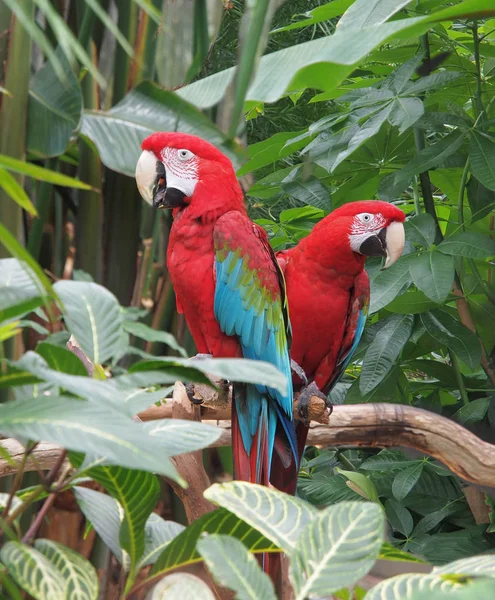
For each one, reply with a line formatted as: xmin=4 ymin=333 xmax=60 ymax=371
xmin=449 ymin=351 xmax=469 ymax=406
xmin=472 ymin=21 xmax=484 ymax=121
xmin=457 ymin=158 xmax=470 ymax=233
xmin=336 ymin=451 xmax=356 ymax=472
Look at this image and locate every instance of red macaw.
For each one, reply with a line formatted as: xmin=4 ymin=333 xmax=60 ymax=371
xmin=135 ymin=132 xmax=298 ymax=486
xmin=271 ymin=200 xmax=406 ymax=494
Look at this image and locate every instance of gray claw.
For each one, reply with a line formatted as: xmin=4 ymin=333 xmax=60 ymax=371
xmin=291 ymin=359 xmax=308 ymax=386
xmin=185 ymin=382 xmax=203 ymax=405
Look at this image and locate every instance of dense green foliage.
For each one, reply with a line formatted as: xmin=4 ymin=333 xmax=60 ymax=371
xmin=1 ymin=0 xmax=495 ymax=598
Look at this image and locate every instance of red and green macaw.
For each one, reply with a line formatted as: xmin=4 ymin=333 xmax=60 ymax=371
xmin=271 ymin=200 xmax=406 ymax=494
xmin=135 ymin=132 xmax=298 ymax=486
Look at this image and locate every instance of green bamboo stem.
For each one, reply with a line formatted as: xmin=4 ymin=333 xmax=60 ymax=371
xmin=27 ymin=157 xmax=58 ymax=261
xmin=228 ymin=0 xmax=271 ymax=139
xmin=0 ymin=0 xmax=33 ymax=257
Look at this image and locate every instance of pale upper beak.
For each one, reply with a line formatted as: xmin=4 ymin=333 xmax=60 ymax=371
xmin=135 ymin=150 xmax=157 ymax=206
xmin=383 ymin=221 xmax=405 ymax=269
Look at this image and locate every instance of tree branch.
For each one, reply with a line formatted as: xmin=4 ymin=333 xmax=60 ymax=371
xmin=1 ymin=397 xmax=494 ymax=488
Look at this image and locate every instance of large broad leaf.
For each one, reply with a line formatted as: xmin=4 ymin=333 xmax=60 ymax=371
xmin=147 ymin=574 xmax=215 ymax=600
xmin=290 ymin=501 xmax=384 ymax=600
xmin=360 ymin=313 xmax=414 ymax=394
xmin=150 ymin=508 xmax=277 ymax=579
xmin=71 ymin=458 xmax=159 ymax=584
xmin=412 ymin=580 xmax=495 ymax=600
xmin=433 ymin=554 xmax=495 ymax=577
xmin=0 ymin=396 xmax=182 ymax=480
xmin=0 ymin=258 xmax=44 ymax=321
xmin=392 ymin=462 xmax=424 ymax=501
xmin=74 ymin=487 xmax=184 ymax=570
xmin=140 ymin=420 xmax=222 ymax=456
xmin=420 ymin=310 xmax=481 ymax=369
xmin=386 ymin=290 xmax=438 ymax=314
xmin=338 ymin=0 xmax=414 ymax=32
xmin=409 ymin=251 xmax=455 ymax=304
xmin=469 ymin=131 xmax=495 ymax=191
xmin=27 ymin=50 xmax=82 ymax=158
xmin=53 ymin=280 xmax=123 ymax=365
xmin=385 ymin=499 xmax=414 ymax=537
xmin=204 ymin=481 xmax=317 ymax=554
xmin=34 ymin=540 xmax=98 ymax=600
xmin=36 ymin=343 xmax=87 ymax=376
xmin=177 ymin=1 xmax=495 ymax=109
xmin=437 ymin=231 xmax=495 ymax=259
xmin=365 ymin=573 xmax=458 ymax=599
xmin=197 ymin=535 xmax=276 ymax=600
xmin=369 ymin=257 xmax=412 ymax=313
xmin=271 ymin=0 xmax=354 ymax=33
xmin=404 ymin=214 xmax=437 ymax=249
xmin=131 ymin=357 xmax=288 ymax=396
xmin=81 ymin=81 xmax=240 ymax=177
xmin=123 ymin=321 xmax=187 ymax=357
xmin=0 ymin=542 xmax=65 ymax=599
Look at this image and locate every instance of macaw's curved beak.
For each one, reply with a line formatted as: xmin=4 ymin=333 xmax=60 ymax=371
xmin=135 ymin=150 xmax=187 ymax=210
xmin=358 ymin=220 xmax=405 ymax=269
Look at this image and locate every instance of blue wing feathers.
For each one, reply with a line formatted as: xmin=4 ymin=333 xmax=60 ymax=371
xmin=214 ymin=243 xmax=298 ymax=481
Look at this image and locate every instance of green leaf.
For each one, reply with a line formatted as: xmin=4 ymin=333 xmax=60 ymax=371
xmin=72 ymin=460 xmax=160 ymax=582
xmin=133 ymin=357 xmax=288 ymax=396
xmin=409 ymin=251 xmax=455 ymax=304
xmin=0 ymin=225 xmax=57 ymax=305
xmin=365 ymin=573 xmax=458 ymax=599
xmin=0 ymin=396 xmax=183 ymax=480
xmin=0 ymin=168 xmax=38 ymax=216
xmin=0 ymin=542 xmax=65 ymax=599
xmin=392 ymin=462 xmax=424 ymax=501
xmin=139 ymin=419 xmax=222 ymax=456
xmin=404 ymin=214 xmax=437 ymax=248
xmin=270 ymin=0 xmax=354 ymax=33
xmin=433 ymin=554 xmax=495 ymax=577
xmin=412 ymin=504 xmax=461 ymax=536
xmin=150 ymin=508 xmax=277 ymax=579
xmin=385 ymin=499 xmax=414 ymax=537
xmin=336 ymin=469 xmax=380 ymax=503
xmin=452 ymin=397 xmax=490 ymax=425
xmin=369 ymin=258 xmax=412 ymax=313
xmin=282 ymin=177 xmax=331 ymax=211
xmin=360 ymin=314 xmax=414 ymax=394
xmin=360 ymin=449 xmax=415 ymax=471
xmin=204 ymin=481 xmax=316 ymax=554
xmin=81 ymin=81 xmax=239 ymax=177
xmin=177 ymin=3 xmax=495 ymax=109
xmin=386 ymin=290 xmax=438 ymax=314
xmin=290 ymin=501 xmax=384 ymax=600
xmin=34 ymin=539 xmax=98 ymax=600
xmin=75 ymin=487 xmax=184 ymax=571
xmin=420 ymin=310 xmax=481 ymax=369
xmin=469 ymin=131 xmax=495 ymax=191
xmin=0 ymin=154 xmax=91 ymax=189
xmin=74 ymin=487 xmax=123 ymax=564
xmin=147 ymin=573 xmax=215 ymax=600
xmin=238 ymin=131 xmax=308 ymax=177
xmin=0 ymin=258 xmax=45 ymax=321
xmin=53 ymin=281 xmax=123 ymax=365
xmin=197 ymin=535 xmax=276 ymax=600
xmin=123 ymin=321 xmax=187 ymax=357
xmin=27 ymin=50 xmax=82 ymax=158
xmin=338 ymin=0 xmax=414 ymax=32
xmin=36 ymin=343 xmax=87 ymax=376
xmin=388 ymin=98 xmax=424 ymax=134
xmin=139 ymin=514 xmax=185 ymax=568
xmin=437 ymin=232 xmax=495 ymax=259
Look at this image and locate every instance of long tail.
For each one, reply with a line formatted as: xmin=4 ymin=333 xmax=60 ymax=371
xmin=232 ymin=384 xmax=298 ymax=485
xmin=269 ymin=422 xmax=309 ymax=495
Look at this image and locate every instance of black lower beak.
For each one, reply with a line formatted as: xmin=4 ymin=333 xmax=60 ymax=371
xmin=153 ymin=187 xmax=187 ymax=210
xmin=358 ymin=227 xmax=387 ymax=257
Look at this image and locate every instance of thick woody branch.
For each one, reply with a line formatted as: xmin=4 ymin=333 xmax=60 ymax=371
xmin=1 ymin=393 xmax=494 ymax=488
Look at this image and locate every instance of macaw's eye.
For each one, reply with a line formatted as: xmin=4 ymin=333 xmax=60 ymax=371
xmin=178 ymin=149 xmax=194 ymax=161
xmin=359 ymin=213 xmax=373 ymax=223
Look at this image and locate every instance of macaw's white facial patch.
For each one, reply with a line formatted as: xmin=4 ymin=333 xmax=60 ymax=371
xmin=349 ymin=212 xmax=387 ymax=253
xmin=161 ymin=147 xmax=199 ymax=197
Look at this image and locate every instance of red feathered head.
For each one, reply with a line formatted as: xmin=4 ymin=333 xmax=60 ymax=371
xmin=312 ymin=200 xmax=406 ymax=269
xmin=135 ymin=132 xmax=243 ymax=213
